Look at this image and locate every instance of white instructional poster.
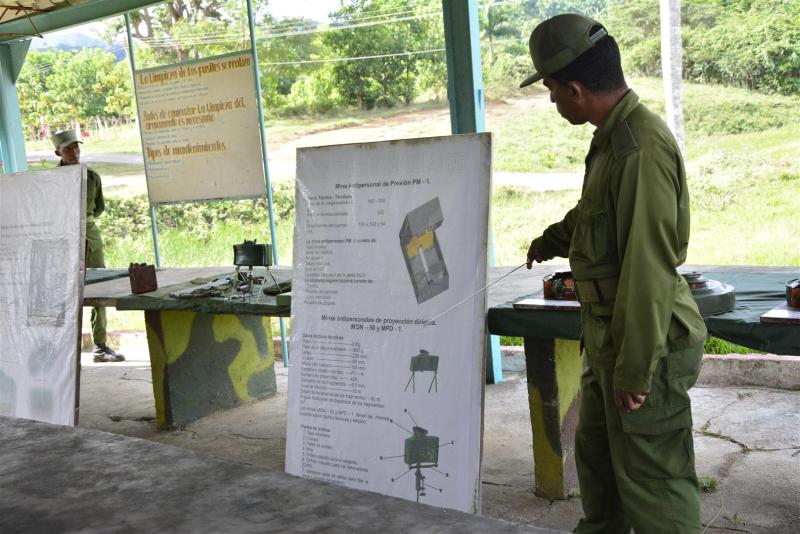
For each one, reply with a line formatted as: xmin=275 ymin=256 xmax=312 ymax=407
xmin=0 ymin=165 xmax=86 ymax=426
xmin=134 ymin=51 xmax=265 ymax=203
xmin=286 ymin=134 xmax=492 ymax=513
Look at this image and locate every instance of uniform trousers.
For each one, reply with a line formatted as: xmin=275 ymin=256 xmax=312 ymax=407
xmin=574 ymin=343 xmax=703 ymax=533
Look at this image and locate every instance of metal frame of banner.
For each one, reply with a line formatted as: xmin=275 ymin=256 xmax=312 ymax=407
xmin=245 ymin=0 xmax=289 ymax=365
xmin=124 ymin=13 xmax=162 ymax=268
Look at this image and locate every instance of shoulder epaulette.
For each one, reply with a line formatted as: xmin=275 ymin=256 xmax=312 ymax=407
xmin=610 ymin=120 xmax=639 ymax=160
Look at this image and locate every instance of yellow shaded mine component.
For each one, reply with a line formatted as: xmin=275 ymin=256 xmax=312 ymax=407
xmin=405 ymin=231 xmax=434 ymax=258
xmin=213 ymin=315 xmax=274 ymax=400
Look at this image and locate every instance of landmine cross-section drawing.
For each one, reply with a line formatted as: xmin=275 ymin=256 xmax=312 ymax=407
xmin=399 ymin=197 xmax=449 ymax=303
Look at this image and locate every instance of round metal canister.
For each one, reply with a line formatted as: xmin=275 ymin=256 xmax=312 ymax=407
xmin=787 ymin=279 xmax=800 ymax=308
xmin=543 ymin=271 xmax=577 ymax=300
xmin=233 ymin=240 xmax=270 ymax=267
xmin=681 ymin=272 xmax=736 ymax=315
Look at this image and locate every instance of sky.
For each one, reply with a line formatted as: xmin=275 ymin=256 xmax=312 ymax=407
xmin=270 ymin=0 xmax=340 ymax=21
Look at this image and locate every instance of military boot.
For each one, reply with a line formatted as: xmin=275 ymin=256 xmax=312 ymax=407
xmin=93 ymin=343 xmax=125 ymax=362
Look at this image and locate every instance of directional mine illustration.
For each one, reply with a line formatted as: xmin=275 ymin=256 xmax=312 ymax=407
xmin=404 ymin=349 xmax=439 ymax=393
xmin=379 ymin=409 xmax=454 ymax=502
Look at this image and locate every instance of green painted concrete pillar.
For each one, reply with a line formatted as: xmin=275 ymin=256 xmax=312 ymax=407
xmin=442 ymin=0 xmax=485 ymax=134
xmin=0 ymin=40 xmax=30 ymax=174
xmin=442 ymin=0 xmax=501 ymax=383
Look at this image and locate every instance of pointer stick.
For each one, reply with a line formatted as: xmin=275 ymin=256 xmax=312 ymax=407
xmin=422 ymin=263 xmax=527 ymax=327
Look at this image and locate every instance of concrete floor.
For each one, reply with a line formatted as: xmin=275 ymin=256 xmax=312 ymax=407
xmin=76 ymin=347 xmax=800 ymax=533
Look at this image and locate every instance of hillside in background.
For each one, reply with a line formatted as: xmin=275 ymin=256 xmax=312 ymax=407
xmin=30 ymin=32 xmax=126 ymax=61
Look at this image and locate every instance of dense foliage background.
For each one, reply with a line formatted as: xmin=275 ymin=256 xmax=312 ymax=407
xmin=17 ymin=0 xmax=800 ymax=136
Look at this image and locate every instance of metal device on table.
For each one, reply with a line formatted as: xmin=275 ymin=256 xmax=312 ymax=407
xmin=787 ymin=279 xmax=800 ymax=308
xmin=128 ymin=263 xmax=157 ymax=294
xmin=542 ymin=271 xmax=576 ymax=300
xmin=232 ymin=239 xmax=279 ymax=300
xmin=537 ymin=269 xmax=736 ymax=315
xmin=681 ymin=272 xmax=736 ymax=315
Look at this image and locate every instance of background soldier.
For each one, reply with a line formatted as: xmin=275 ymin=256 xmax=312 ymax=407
xmin=521 ymin=14 xmax=708 ymax=533
xmin=53 ymin=129 xmax=125 ymax=363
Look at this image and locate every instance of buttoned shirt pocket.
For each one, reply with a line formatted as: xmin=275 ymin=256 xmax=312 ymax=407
xmin=570 ymin=204 xmax=617 ymax=268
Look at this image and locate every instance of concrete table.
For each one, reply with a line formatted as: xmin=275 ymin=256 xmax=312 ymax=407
xmin=84 ymin=266 xmax=291 ymax=429
xmin=486 ymin=264 xmax=799 ymax=500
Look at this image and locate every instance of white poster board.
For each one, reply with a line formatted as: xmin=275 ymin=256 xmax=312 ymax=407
xmin=286 ymin=134 xmax=491 ymax=513
xmin=134 ymin=51 xmax=266 ymax=203
xmin=0 ymin=165 xmax=86 ymax=426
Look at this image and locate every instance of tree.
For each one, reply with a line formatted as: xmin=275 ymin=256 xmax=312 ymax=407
xmin=107 ymin=0 xmax=263 ymax=65
xmin=323 ymin=0 xmax=440 ymax=110
xmin=16 ymin=50 xmax=59 ymax=138
xmin=606 ymin=0 xmax=800 ymax=95
xmin=16 ymin=49 xmax=136 ymax=137
xmin=479 ymin=0 xmax=520 ymax=65
xmin=524 ymin=0 xmax=606 ymax=19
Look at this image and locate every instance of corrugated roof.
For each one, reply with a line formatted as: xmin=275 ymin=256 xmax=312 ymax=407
xmin=0 ymin=1 xmax=80 ymax=36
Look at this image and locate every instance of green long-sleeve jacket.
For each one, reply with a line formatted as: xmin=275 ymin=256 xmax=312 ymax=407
xmin=60 ymin=162 xmax=105 ymax=265
xmin=533 ymin=90 xmax=707 ymax=392
xmin=85 ymin=167 xmax=105 ymax=264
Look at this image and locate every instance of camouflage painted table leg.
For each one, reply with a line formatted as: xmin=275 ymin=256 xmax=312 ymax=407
xmin=144 ymin=310 xmax=277 ymax=429
xmin=524 ymin=337 xmax=582 ymax=499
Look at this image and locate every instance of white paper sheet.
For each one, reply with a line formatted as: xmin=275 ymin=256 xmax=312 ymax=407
xmin=0 ymin=165 xmax=85 ymax=426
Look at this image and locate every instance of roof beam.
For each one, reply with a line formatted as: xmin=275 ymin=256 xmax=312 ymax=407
xmin=0 ymin=0 xmax=165 ymax=43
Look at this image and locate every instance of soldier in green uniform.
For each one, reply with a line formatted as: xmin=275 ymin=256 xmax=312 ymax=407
xmin=520 ymin=15 xmax=708 ymax=533
xmin=53 ymin=130 xmax=125 ymax=363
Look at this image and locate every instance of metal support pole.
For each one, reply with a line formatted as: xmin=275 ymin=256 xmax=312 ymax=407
xmin=0 ymin=40 xmax=31 ymax=174
xmin=149 ymin=204 xmax=162 ymax=267
xmin=125 ymin=13 xmax=162 ymax=267
xmin=442 ymin=0 xmax=485 ymax=134
xmin=245 ymin=0 xmax=289 ymax=366
xmin=660 ymin=0 xmax=685 ymax=155
xmin=442 ymin=0 xmax=501 ymax=383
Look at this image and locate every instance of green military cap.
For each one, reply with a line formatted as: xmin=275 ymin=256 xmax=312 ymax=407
xmin=520 ymin=13 xmax=608 ymax=88
xmin=52 ymin=129 xmax=82 ymax=150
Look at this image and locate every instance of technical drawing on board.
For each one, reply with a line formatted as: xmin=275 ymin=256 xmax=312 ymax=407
xmin=27 ymin=239 xmax=70 ymax=327
xmin=399 ymin=197 xmax=448 ymax=304
xmin=379 ymin=409 xmax=454 ymax=502
xmin=404 ymin=349 xmax=439 ymax=393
